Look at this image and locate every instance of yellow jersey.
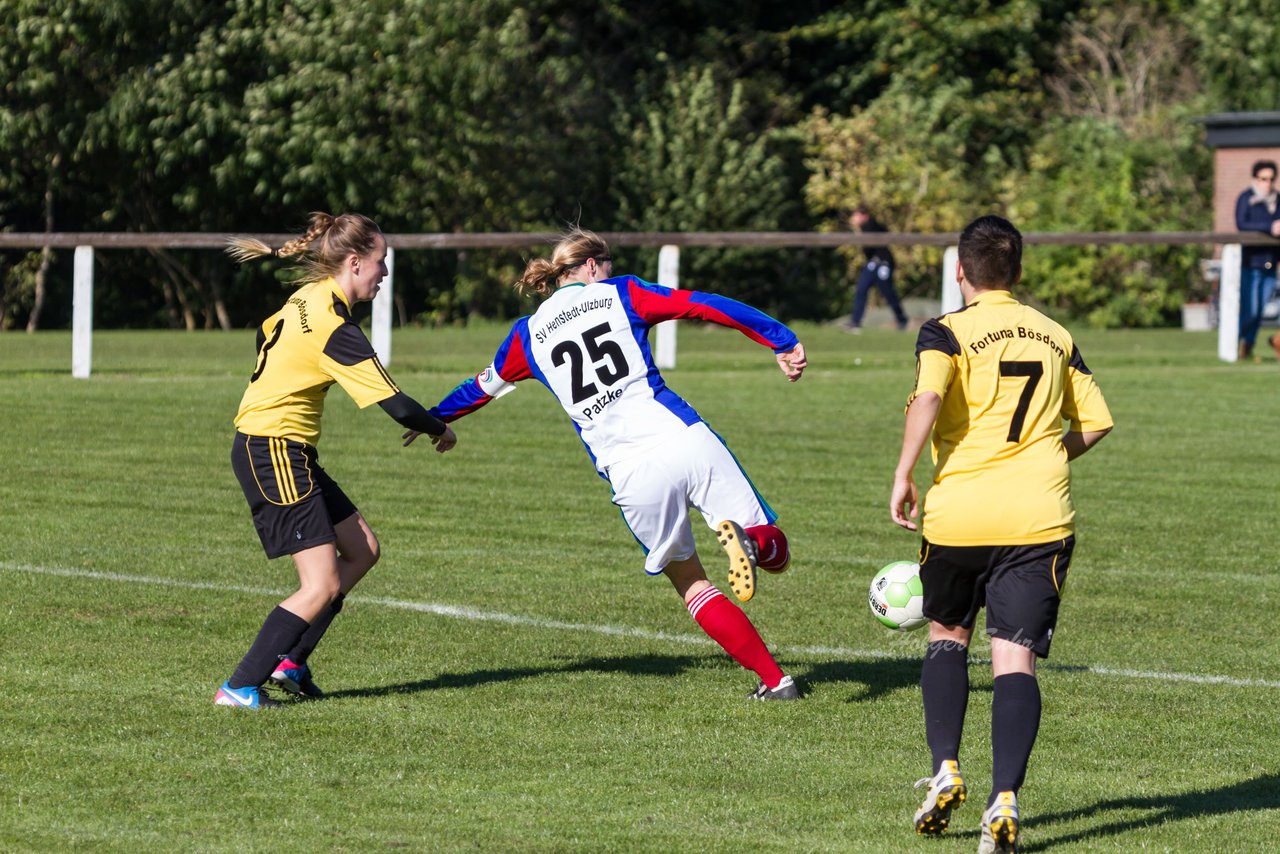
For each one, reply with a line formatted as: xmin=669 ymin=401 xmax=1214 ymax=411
xmin=234 ymin=278 xmax=399 ymax=446
xmin=908 ymin=289 xmax=1113 ymax=545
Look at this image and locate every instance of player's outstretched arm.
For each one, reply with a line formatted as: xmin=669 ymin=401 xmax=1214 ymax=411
xmin=379 ymin=392 xmax=458 ymax=453
xmin=776 ymin=343 xmax=807 ymax=381
xmin=891 ymin=392 xmax=940 ymax=531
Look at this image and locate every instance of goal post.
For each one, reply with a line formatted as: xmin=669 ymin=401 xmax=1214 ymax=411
xmin=371 ymin=246 xmax=395 ymax=366
xmin=940 ymin=246 xmax=962 ymax=315
xmin=655 ymin=245 xmax=678 ymax=368
xmin=1218 ymin=243 xmax=1241 ymax=363
xmin=72 ymin=246 xmax=94 ymax=379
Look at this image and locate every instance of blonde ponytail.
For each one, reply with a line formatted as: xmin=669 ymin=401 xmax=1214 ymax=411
xmin=226 ymin=212 xmax=382 ymax=285
xmin=277 ymin=212 xmax=335 ymax=258
xmin=224 ymin=236 xmax=276 ymax=264
xmin=515 ymin=228 xmax=611 ymax=298
xmin=515 ymin=258 xmax=561 ymax=297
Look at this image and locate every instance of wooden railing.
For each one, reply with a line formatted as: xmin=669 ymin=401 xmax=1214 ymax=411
xmin=5 ymin=231 xmax=1276 ymax=375
xmin=3 ymin=230 xmax=1280 ymax=249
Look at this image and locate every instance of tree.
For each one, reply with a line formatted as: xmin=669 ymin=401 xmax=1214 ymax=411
xmin=92 ymin=0 xmax=617 ymax=324
xmin=801 ymin=88 xmax=978 ymax=304
xmin=1047 ymin=3 xmax=1201 ymax=128
xmin=611 ymin=68 xmax=812 ymax=313
xmin=0 ymin=0 xmax=220 ymax=330
xmin=0 ymin=1 xmax=134 ymax=329
xmin=1183 ymin=0 xmax=1280 ymax=110
xmin=999 ymin=3 xmax=1212 ymax=327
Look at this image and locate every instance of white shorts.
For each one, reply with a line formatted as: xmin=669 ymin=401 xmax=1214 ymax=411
xmin=604 ymin=422 xmax=776 ymax=574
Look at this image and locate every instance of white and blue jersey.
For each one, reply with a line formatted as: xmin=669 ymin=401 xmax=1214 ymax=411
xmin=429 ymin=275 xmax=799 ymax=472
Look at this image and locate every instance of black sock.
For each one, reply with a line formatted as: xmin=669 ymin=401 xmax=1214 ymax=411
xmin=285 ymin=592 xmax=345 ymax=665
xmin=228 ymin=606 xmax=310 ymax=689
xmin=990 ymin=672 xmax=1041 ymax=804
xmin=921 ymin=640 xmax=969 ymax=773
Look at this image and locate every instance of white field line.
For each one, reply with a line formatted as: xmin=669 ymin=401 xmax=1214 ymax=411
xmin=5 ymin=560 xmax=1279 ymax=690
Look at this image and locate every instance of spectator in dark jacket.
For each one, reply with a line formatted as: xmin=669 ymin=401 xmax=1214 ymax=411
xmin=844 ymin=205 xmax=909 ymax=333
xmin=1235 ymin=160 xmax=1280 ymax=360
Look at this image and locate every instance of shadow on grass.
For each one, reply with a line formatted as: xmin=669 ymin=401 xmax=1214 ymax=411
xmin=323 ymin=652 xmax=708 ymax=700
xmin=794 ymin=657 xmax=923 ymax=702
xmin=1019 ymin=772 xmax=1280 ymax=851
xmin=321 ymin=652 xmax=994 ymax=705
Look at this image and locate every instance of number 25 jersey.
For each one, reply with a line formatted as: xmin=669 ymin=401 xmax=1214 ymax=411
xmin=909 ymin=289 xmax=1113 ymax=546
xmin=430 ymin=275 xmax=798 ymax=471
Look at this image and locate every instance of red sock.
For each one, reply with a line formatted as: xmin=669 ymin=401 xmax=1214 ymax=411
xmin=686 ymin=586 xmax=785 ymax=688
xmin=746 ymin=524 xmax=790 ymax=572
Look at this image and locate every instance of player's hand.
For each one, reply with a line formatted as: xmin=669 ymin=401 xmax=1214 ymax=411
xmin=431 ymin=426 xmax=458 ymax=453
xmin=776 ymin=343 xmax=807 ymax=382
xmin=890 ymin=474 xmax=919 ymax=531
xmin=402 ymin=426 xmax=457 ymax=452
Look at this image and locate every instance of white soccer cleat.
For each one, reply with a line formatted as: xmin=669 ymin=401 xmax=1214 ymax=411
xmin=913 ymin=759 xmax=967 ymax=835
xmin=978 ymin=791 xmax=1020 ymax=854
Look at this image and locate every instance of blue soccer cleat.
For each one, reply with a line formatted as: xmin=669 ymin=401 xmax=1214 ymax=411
xmin=214 ymin=680 xmax=280 ymax=710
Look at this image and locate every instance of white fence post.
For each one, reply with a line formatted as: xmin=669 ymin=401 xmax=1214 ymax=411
xmin=655 ymin=244 xmax=679 ymax=368
xmin=72 ymin=246 xmax=94 ymax=379
xmin=1218 ymin=244 xmax=1241 ymax=363
xmin=941 ymin=246 xmax=962 ymax=315
xmin=372 ymin=246 xmax=394 ymax=366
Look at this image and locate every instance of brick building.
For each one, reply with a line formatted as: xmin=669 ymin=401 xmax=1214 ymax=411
xmin=1199 ymin=111 xmax=1280 ymax=233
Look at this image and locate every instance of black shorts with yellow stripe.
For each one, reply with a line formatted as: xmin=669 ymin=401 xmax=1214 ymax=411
xmin=231 ymin=432 xmax=358 ymax=559
xmin=918 ymin=536 xmax=1074 ymax=658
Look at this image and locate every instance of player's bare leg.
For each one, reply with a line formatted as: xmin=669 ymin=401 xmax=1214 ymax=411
xmin=333 ymin=511 xmax=380 ymax=593
xmin=274 ymin=514 xmax=380 ymax=698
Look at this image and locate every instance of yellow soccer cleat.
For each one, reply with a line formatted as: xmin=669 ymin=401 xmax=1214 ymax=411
xmin=716 ymin=520 xmax=758 ymax=602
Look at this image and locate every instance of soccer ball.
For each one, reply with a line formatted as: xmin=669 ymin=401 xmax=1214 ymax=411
xmin=868 ymin=561 xmax=926 ymax=631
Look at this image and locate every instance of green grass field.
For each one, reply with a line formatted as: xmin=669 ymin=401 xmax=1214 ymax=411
xmin=2 ymin=322 xmax=1278 ymax=852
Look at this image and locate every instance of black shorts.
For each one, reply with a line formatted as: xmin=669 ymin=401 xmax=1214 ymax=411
xmin=919 ymin=536 xmax=1074 ymax=658
xmin=231 ymin=432 xmax=358 ymax=559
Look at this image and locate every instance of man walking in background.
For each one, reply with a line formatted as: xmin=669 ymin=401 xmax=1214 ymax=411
xmin=844 ymin=204 xmax=910 ymax=333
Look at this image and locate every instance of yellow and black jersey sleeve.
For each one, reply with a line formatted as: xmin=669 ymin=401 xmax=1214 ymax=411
xmin=319 ymin=322 xmax=400 ymax=409
xmin=909 ymin=318 xmax=961 ymax=404
xmin=1062 ymin=345 xmax=1113 ymax=433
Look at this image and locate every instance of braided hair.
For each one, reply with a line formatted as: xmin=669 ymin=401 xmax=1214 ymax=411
xmin=226 ymin=212 xmax=383 ymax=285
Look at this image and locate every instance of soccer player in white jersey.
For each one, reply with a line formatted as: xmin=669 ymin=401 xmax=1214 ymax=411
xmin=420 ymin=228 xmax=808 ymax=700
